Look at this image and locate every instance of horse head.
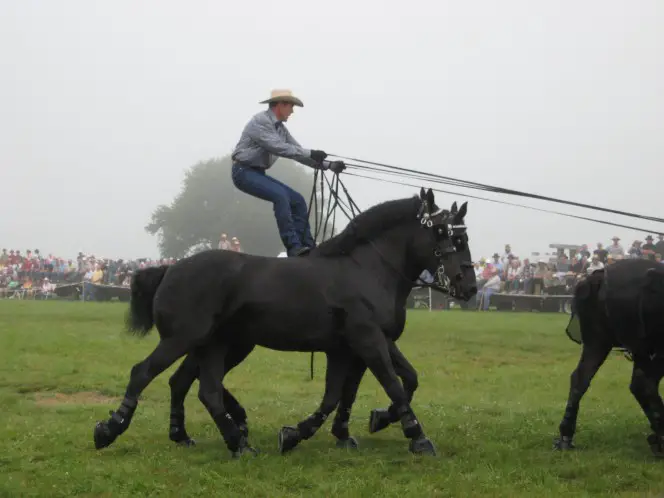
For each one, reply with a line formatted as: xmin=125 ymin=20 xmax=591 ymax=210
xmin=414 ymin=187 xmax=477 ymax=301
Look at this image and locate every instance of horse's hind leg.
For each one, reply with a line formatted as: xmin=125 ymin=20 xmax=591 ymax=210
xmin=220 ymin=344 xmax=256 ymax=439
xmin=330 ymin=355 xmax=367 ymax=449
xmin=554 ymin=340 xmax=611 ymax=450
xmin=196 ymin=339 xmax=256 ymax=458
xmin=168 ymin=354 xmax=199 ymax=446
xmin=369 ymin=340 xmax=418 ymax=434
xmin=93 ymin=337 xmax=190 ymax=450
xmin=168 ymin=344 xmax=255 ymax=446
xmin=278 ymin=350 xmax=350 ymax=454
xmin=628 ymin=357 xmax=664 ymax=457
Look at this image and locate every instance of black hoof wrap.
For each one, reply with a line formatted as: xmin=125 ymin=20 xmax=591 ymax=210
xmin=278 ymin=426 xmax=301 ymax=454
xmin=553 ymin=436 xmax=575 ymax=451
xmin=369 ymin=408 xmax=392 ymax=434
xmin=647 ymin=433 xmax=664 ymax=458
xmin=231 ymin=436 xmax=259 ymax=459
xmin=409 ymin=436 xmax=437 ymax=456
xmin=176 ymin=438 xmax=196 ymax=447
xmin=169 ymin=424 xmax=194 ymax=446
xmin=336 ymin=436 xmax=359 ymax=450
xmin=93 ymin=421 xmax=118 ymax=450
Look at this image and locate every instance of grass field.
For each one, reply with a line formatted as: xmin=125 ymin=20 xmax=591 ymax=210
xmin=1 ymin=301 xmax=663 ymax=497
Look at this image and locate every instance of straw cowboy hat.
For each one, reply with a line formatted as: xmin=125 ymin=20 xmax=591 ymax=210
xmin=259 ymin=89 xmax=304 ymax=107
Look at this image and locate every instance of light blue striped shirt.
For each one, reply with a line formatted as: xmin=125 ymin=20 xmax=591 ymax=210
xmin=231 ymin=109 xmax=329 ymax=170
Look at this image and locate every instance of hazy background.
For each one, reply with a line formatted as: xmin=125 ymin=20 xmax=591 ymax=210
xmin=2 ymin=0 xmax=662 ymax=261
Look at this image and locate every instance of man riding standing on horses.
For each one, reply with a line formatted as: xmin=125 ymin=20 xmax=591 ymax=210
xmin=231 ymin=89 xmax=346 ymax=257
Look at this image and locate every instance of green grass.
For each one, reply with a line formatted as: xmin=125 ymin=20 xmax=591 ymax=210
xmin=1 ymin=301 xmax=663 ymax=497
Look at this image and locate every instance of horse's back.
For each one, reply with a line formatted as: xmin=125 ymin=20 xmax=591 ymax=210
xmin=152 ymin=250 xmax=252 ymax=327
xmin=590 ymin=259 xmax=664 ymax=351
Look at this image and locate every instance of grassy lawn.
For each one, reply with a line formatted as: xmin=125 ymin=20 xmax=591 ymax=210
xmin=1 ymin=301 xmax=662 ymax=497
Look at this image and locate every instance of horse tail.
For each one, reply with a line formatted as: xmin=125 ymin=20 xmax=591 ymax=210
xmin=573 ymin=271 xmax=604 ymax=311
xmin=566 ymin=273 xmax=602 ymax=344
xmin=125 ymin=265 xmax=169 ymax=337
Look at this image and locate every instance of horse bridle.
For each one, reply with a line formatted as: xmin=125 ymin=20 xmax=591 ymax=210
xmin=417 ymin=205 xmax=473 ymax=297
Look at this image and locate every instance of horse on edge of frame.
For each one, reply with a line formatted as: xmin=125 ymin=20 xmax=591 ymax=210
xmin=555 ymin=258 xmax=664 ymax=456
xmin=92 ymin=188 xmax=477 ymax=458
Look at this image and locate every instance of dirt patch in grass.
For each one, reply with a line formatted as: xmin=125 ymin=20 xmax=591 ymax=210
xmin=33 ymin=391 xmax=119 ymax=406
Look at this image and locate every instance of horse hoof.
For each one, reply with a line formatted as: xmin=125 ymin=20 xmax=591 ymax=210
xmin=93 ymin=421 xmax=117 ymax=450
xmin=232 ymin=436 xmax=259 ymax=459
xmin=553 ymin=436 xmax=575 ymax=451
xmin=336 ymin=437 xmax=359 ymax=450
xmin=176 ymin=438 xmax=196 ymax=447
xmin=278 ymin=426 xmax=301 ymax=455
xmin=647 ymin=433 xmax=664 ymax=458
xmin=369 ymin=408 xmax=391 ymax=434
xmin=409 ymin=436 xmax=437 ymax=456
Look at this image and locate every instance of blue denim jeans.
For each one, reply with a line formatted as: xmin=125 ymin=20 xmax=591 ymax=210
xmin=481 ymin=288 xmax=495 ymax=310
xmin=231 ymin=163 xmax=314 ymax=254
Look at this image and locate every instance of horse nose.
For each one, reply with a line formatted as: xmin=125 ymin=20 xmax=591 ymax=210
xmin=469 ymin=285 xmax=478 ymax=296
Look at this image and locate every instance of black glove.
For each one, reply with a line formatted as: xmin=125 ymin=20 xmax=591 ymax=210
xmin=310 ymin=150 xmax=328 ymax=162
xmin=329 ymin=160 xmax=346 ymax=174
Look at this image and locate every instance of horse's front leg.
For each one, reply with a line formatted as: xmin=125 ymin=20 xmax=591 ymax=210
xmin=368 ymin=340 xmax=418 ymax=434
xmin=278 ymin=350 xmax=350 ymax=454
xmin=345 ymin=322 xmax=435 ymax=455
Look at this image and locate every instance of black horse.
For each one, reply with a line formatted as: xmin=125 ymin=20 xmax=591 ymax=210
xmin=555 ymin=258 xmax=664 ymax=456
xmin=93 ymin=188 xmax=477 ymax=458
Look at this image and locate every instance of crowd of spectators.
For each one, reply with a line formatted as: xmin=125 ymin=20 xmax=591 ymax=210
xmin=0 ymin=232 xmax=245 ymax=299
xmin=3 ymin=231 xmax=662 ymax=305
xmin=217 ymin=233 xmax=243 ymax=252
xmin=474 ymin=234 xmax=664 ymax=310
xmin=1 ymin=232 xmax=244 ymax=288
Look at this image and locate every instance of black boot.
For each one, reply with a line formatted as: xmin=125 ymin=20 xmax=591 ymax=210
xmin=289 ymin=246 xmax=311 ymax=257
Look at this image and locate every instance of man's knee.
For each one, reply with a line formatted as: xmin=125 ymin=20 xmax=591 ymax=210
xmin=289 ymin=190 xmax=306 ymax=208
xmin=272 ymin=193 xmax=292 ymax=211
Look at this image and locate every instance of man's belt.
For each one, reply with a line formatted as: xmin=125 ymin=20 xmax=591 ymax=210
xmin=233 ymin=159 xmax=267 ymax=171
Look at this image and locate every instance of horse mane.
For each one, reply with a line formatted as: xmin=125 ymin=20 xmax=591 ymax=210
xmin=314 ymin=195 xmax=422 ymax=257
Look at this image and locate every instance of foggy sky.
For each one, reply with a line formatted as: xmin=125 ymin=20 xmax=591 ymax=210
xmin=1 ymin=0 xmax=662 ymax=261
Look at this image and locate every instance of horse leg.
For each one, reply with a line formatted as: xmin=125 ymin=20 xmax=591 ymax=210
xmin=168 ymin=344 xmax=255 ymax=447
xmin=554 ymin=341 xmax=612 ymax=450
xmin=218 ymin=344 xmax=256 ymax=441
xmin=168 ymin=354 xmax=199 ymax=446
xmin=628 ymin=357 xmax=664 ymax=457
xmin=330 ymin=355 xmax=367 ymax=449
xmin=347 ymin=323 xmax=436 ymax=456
xmin=278 ymin=350 xmax=350 ymax=454
xmin=196 ymin=340 xmax=256 ymax=458
xmin=93 ymin=336 xmax=190 ymax=450
xmin=369 ymin=340 xmax=418 ymax=434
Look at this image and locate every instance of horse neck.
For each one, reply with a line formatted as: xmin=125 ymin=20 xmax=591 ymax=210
xmin=350 ymin=226 xmax=422 ymax=292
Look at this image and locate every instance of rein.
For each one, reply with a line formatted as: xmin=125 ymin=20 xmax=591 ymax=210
xmin=307 ymin=171 xmax=459 ymax=296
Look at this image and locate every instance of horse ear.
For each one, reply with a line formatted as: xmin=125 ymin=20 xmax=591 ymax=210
xmin=454 ymin=202 xmax=468 ymax=223
xmin=419 ymin=187 xmax=426 ymax=200
xmin=451 ymin=201 xmax=458 ymax=213
xmin=426 ymin=188 xmax=435 ymax=207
